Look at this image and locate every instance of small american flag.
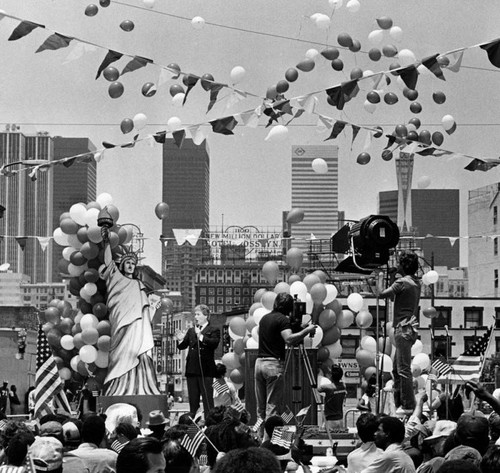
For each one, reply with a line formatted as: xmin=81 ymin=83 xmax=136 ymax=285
xmin=232 ymin=399 xmax=245 ymax=413
xmin=281 ymin=407 xmax=294 ymax=424
xmin=252 ymin=418 xmax=264 ymax=432
xmin=110 ymin=439 xmax=127 ymax=453
xmin=34 ymin=325 xmax=72 ymax=419
xmin=271 ymin=426 xmax=295 ymax=449
xmin=180 ymin=425 xmax=205 ymax=457
xmin=213 ymin=379 xmax=230 ymax=396
xmin=0 ymin=419 xmax=7 ymax=431
xmin=431 ymin=358 xmax=452 ymax=378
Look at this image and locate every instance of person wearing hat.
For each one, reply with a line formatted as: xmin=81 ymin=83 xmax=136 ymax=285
xmin=146 ymin=410 xmax=169 ymax=441
xmin=29 ymin=436 xmax=64 ymax=473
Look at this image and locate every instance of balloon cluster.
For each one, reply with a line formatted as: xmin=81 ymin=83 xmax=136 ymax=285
xmin=48 ymin=193 xmax=133 ymax=390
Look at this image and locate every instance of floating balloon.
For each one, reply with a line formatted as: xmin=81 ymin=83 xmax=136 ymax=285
xmin=322 ymin=326 xmax=341 ymax=345
xmin=417 ymin=176 xmax=431 ymax=189
xmin=80 ymin=345 xmax=98 ymax=364
xmin=296 ymin=58 xmax=315 ymax=72
xmin=410 ymin=102 xmax=422 ymax=114
xmin=108 ymin=82 xmax=124 ymax=99
xmin=368 ymin=48 xmax=382 ymax=61
xmin=425 ymin=270 xmax=439 ymax=284
xmin=423 ymin=307 xmax=437 ymax=318
xmin=264 ymin=125 xmax=288 ymax=142
xmin=99 ymin=0 xmax=110 ymax=6
xmin=167 ymin=116 xmax=182 ymax=131
xmin=384 ymin=92 xmax=398 ymax=105
xmin=337 ymin=33 xmax=353 ymax=48
xmin=310 ymin=283 xmax=327 ymax=305
xmin=368 ymin=30 xmax=383 ymax=45
xmin=378 ymin=354 xmax=393 ymax=373
xmin=367 ymin=91 xmax=381 ymax=104
xmin=313 ymin=13 xmax=331 ymax=30
xmin=261 ymin=291 xmax=277 ymax=310
xmin=312 ymin=158 xmax=328 ymax=174
xmin=276 ymin=80 xmax=289 ymax=94
xmin=229 ymin=317 xmax=246 ymax=338
xmin=432 ymin=131 xmax=444 ymax=146
xmin=347 ymin=293 xmax=364 ymax=312
xmin=389 ymin=26 xmax=403 ymax=42
xmin=254 ymin=288 xmax=267 ymax=303
xmin=321 ymin=47 xmax=340 ymax=60
xmin=289 ymin=281 xmax=307 ymax=301
xmin=356 ymin=349 xmax=375 ymax=368
xmin=376 ymin=16 xmax=393 ymax=30
xmin=411 ymin=339 xmax=424 ymax=356
xmin=120 ymin=118 xmax=134 ymax=134
xmin=286 ymin=248 xmax=303 ymax=270
xmin=413 ymin=353 xmax=431 ymax=371
xmin=143 ymin=0 xmax=155 ymax=7
xmin=382 ymin=44 xmax=398 ymax=58
xmin=398 ymin=49 xmax=416 ymax=66
xmin=191 ymin=16 xmax=205 ymax=29
xmin=337 ymin=310 xmax=354 ymax=329
xmin=441 ymin=115 xmax=455 ymax=131
xmin=395 ymin=125 xmax=408 ymax=138
xmin=318 ymin=309 xmax=337 ymax=330
xmin=141 ymin=82 xmax=156 ymax=97
xmin=349 ymin=39 xmax=361 ymax=53
xmin=361 ymin=336 xmax=377 ymax=353
xmin=357 ymin=152 xmax=371 ymax=165
xmin=356 ymin=310 xmax=373 ymax=329
xmin=285 ymin=68 xmax=299 ymax=82
xmin=120 ymin=20 xmax=135 ymax=32
xmin=323 ymin=284 xmax=338 ymax=305
xmin=411 ymin=364 xmax=422 ymax=378
xmin=274 ymin=282 xmax=290 ymax=294
xmin=331 ymin=59 xmax=344 ymax=71
xmin=433 ymin=91 xmax=446 ymax=105
xmin=154 ymin=202 xmax=169 ymax=220
xmin=262 ymin=261 xmax=280 ymax=284
xmin=346 ymin=0 xmax=360 ymax=13
xmin=286 ymin=208 xmax=305 ymax=224
xmin=230 ymin=66 xmax=246 ymax=84
xmin=85 ymin=5 xmax=99 ymax=17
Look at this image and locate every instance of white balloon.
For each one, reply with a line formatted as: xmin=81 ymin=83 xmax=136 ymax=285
xmin=62 ymin=246 xmax=76 ymax=261
xmin=53 ymin=227 xmax=70 ymax=246
xmin=347 ymin=293 xmax=364 ymax=312
xmin=328 ymin=0 xmax=343 ymax=8
xmin=361 ymin=336 xmax=377 ymax=353
xmin=305 ymin=293 xmax=314 ymax=314
xmin=69 ymin=203 xmax=87 ymax=226
xmin=253 ymin=307 xmax=269 ymax=325
xmin=246 ymin=337 xmax=258 ymax=349
xmin=85 ymin=208 xmax=99 ymax=227
xmin=80 ymin=313 xmax=99 ymax=330
xmin=264 ymin=125 xmax=288 ymax=142
xmin=441 ymin=115 xmax=455 ymax=131
xmin=251 ymin=325 xmax=259 ymax=341
xmin=68 ymin=263 xmax=86 ymax=277
xmin=417 ymin=176 xmax=431 ymax=189
xmin=61 ymin=335 xmax=75 ymax=351
xmin=79 ymin=345 xmax=97 ymax=364
xmin=413 ymin=353 xmax=431 ymax=371
xmin=67 ymin=234 xmax=83 ymax=250
xmin=312 ymin=158 xmax=328 ymax=174
xmin=230 ymin=66 xmax=246 ymax=84
xmin=426 ymin=270 xmax=439 ymax=284
xmin=377 ymin=354 xmax=393 ymax=373
xmin=192 ymin=126 xmax=207 ymax=145
xmin=398 ymin=49 xmax=416 ymax=66
xmin=305 ymin=48 xmax=320 ymax=59
xmin=364 ymin=100 xmax=377 ymax=114
xmin=191 ymin=16 xmax=205 ymax=29
xmin=289 ymin=281 xmax=308 ymax=301
xmin=314 ymin=14 xmax=331 ymax=30
xmin=323 ymin=284 xmax=338 ymax=305
xmin=368 ymin=30 xmax=383 ymax=45
xmin=167 ymin=117 xmax=182 ymax=131
xmin=133 ymin=113 xmax=147 ymax=130
xmin=389 ymin=26 xmax=403 ymax=42
xmin=96 ymin=193 xmax=113 ymax=207
xmin=172 ymin=93 xmax=185 ymax=107
xmin=346 ymin=0 xmax=360 ymax=12
xmin=143 ymin=0 xmax=155 ymax=7
xmin=411 ymin=339 xmax=424 ymax=357
xmin=421 ymin=273 xmax=430 ymax=285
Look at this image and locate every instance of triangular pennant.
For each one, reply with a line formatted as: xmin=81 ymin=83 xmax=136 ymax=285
xmin=172 ymin=229 xmax=189 ymax=245
xmin=102 ymin=141 xmax=117 ymax=149
xmin=369 ymin=72 xmax=385 ymax=89
xmin=15 ymin=237 xmax=28 ymax=251
xmin=158 ymin=68 xmax=172 ymax=87
xmin=121 ymin=56 xmax=152 ymax=76
xmin=447 ymin=49 xmax=465 ymax=73
xmin=415 ymin=147 xmax=438 ymax=156
xmin=384 ymin=135 xmax=397 ymax=149
xmin=121 ymin=134 xmax=139 ymax=149
xmin=480 ymin=38 xmax=500 ymax=69
xmin=182 ymin=75 xmax=200 ymax=105
xmin=296 ymin=94 xmax=317 ymax=114
xmin=207 ymin=83 xmax=224 ymax=113
xmin=421 ymin=54 xmax=446 ymax=80
xmin=210 ymin=116 xmax=238 ymax=135
xmin=324 ymin=120 xmax=347 ymax=141
xmin=325 ymin=85 xmax=344 ymax=109
xmin=318 ymin=115 xmax=334 ymax=129
xmin=448 ymin=237 xmax=458 ymax=247
xmin=464 ymin=158 xmax=499 ymax=172
xmin=172 ymin=129 xmax=186 ymax=148
xmin=35 ymin=33 xmax=73 ymax=53
xmin=185 ymin=230 xmax=202 ymax=246
xmin=36 ymin=237 xmax=51 ymax=252
xmin=63 ymin=42 xmax=98 ymax=64
xmin=351 ymin=125 xmax=361 ymax=148
xmin=96 ymin=50 xmax=123 ymax=79
xmin=363 ymin=130 xmax=374 ymax=151
xmin=153 ymin=131 xmax=167 ymax=144
xmin=62 ymin=157 xmax=76 ymax=168
xmin=8 ymin=21 xmax=42 ymax=41
xmin=397 ymin=65 xmax=419 ymax=90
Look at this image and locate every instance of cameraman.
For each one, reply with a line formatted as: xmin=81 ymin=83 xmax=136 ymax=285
xmin=254 ymin=292 xmax=317 ymax=428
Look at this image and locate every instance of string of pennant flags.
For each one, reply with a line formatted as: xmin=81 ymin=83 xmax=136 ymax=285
xmin=1 ymin=12 xmax=500 ymax=178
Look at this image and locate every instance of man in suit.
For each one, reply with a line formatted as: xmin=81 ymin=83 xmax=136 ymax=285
xmin=176 ymin=304 xmax=220 ymax=418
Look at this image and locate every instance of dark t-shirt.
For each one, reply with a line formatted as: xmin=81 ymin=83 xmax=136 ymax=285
xmin=324 ymin=382 xmax=347 ymax=421
xmin=257 ymin=311 xmax=291 ymax=360
xmin=389 ymin=275 xmax=421 ymax=326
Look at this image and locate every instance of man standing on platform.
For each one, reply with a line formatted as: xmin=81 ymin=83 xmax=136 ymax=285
xmin=176 ymin=305 xmax=220 ymax=418
xmin=255 ymin=293 xmax=317 ymax=424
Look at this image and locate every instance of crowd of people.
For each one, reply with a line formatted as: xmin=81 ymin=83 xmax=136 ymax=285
xmin=0 ymin=378 xmax=500 ymax=473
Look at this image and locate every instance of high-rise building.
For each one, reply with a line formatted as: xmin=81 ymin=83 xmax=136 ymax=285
xmin=291 ymin=145 xmax=339 ymax=251
xmin=468 ymin=183 xmax=500 ymax=297
xmin=161 ymin=139 xmax=210 ymax=308
xmin=378 ymin=189 xmax=460 ymax=268
xmin=0 ymin=131 xmax=96 ymax=283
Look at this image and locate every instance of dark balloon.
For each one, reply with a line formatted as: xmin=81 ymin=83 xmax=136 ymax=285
xmin=384 ymin=92 xmax=398 ymax=105
xmin=182 ymin=74 xmax=198 ymax=87
xmin=321 ymin=47 xmax=340 ymax=60
xmin=103 ymin=66 xmax=119 ymax=82
xmin=367 ymin=91 xmax=380 ymax=104
xmin=141 ymin=82 xmax=157 ymax=97
xmin=373 ymin=126 xmax=384 ymax=138
xmin=331 ymin=59 xmax=344 ymax=71
xmin=407 ymin=131 xmax=419 ymax=141
xmin=285 ymin=68 xmax=299 ymax=82
xmin=410 ymin=102 xmax=422 ymax=113
xmin=108 ymin=81 xmax=124 ymax=99
xmin=120 ymin=20 xmax=135 ymax=32
xmin=382 ymin=44 xmax=398 ymax=57
xmin=169 ymin=84 xmax=184 ymax=97
xmin=120 ymin=118 xmax=134 ymax=134
xmin=368 ymin=48 xmax=382 ymax=61
xmin=350 ymin=67 xmax=363 ymax=80
xmin=432 ymin=131 xmax=444 ymax=146
xmin=337 ymin=33 xmax=353 ymax=48
xmin=85 ymin=4 xmax=99 ymax=17
xmin=296 ymin=58 xmax=315 ymax=72
xmin=432 ymin=91 xmax=446 ymax=104
xmin=266 ymin=86 xmax=278 ymax=100
xmin=395 ymin=124 xmax=408 ymax=138
xmin=349 ymin=39 xmax=361 ymax=53
xmin=419 ymin=130 xmax=432 ymax=145
xmin=408 ymin=117 xmax=421 ymax=129
xmin=406 ymin=89 xmax=418 ymax=101
xmin=99 ymin=0 xmax=110 ymax=6
xmin=357 ymin=152 xmax=371 ymax=165
xmin=276 ymin=80 xmax=289 ymax=94
xmin=381 ymin=150 xmax=393 ymax=161
xmin=200 ymin=73 xmax=215 ymax=91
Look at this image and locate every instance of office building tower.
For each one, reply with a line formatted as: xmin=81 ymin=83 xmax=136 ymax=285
xmin=162 ymin=138 xmax=210 ymax=308
xmin=291 ymin=144 xmax=339 ymax=251
xmin=378 ymin=189 xmax=460 ymax=268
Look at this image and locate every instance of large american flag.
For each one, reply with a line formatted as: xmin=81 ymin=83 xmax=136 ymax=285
xmin=438 ymin=326 xmax=494 ymax=384
xmin=34 ymin=325 xmax=72 ymax=419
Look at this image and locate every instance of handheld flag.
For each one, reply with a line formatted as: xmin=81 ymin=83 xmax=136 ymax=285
xmin=271 ymin=426 xmax=296 ymax=449
xmin=180 ymin=425 xmax=205 ymax=458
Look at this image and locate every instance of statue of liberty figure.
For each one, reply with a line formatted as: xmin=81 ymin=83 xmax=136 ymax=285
xmin=101 ymin=226 xmax=160 ymax=396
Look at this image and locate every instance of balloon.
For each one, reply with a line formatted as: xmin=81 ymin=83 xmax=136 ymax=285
xmin=59 ymin=367 xmax=72 ymax=381
xmin=398 ymin=48 xmax=416 ymax=66
xmin=285 ymin=68 xmax=299 ymax=82
xmin=230 ymin=66 xmax=246 ymax=84
xmin=167 ymin=117 xmax=182 ymax=131
xmin=347 ymin=293 xmax=364 ymax=312
xmin=143 ymin=0 xmax=155 ymax=7
xmin=85 ymin=4 xmax=99 ymax=16
xmin=274 ymin=282 xmax=290 ymax=294
xmin=384 ymin=92 xmax=398 ymax=105
xmin=419 ymin=130 xmax=431 ymax=145
xmin=276 ymin=80 xmax=289 ymax=94
xmin=289 ymin=281 xmax=307 ymax=301
xmin=97 ymin=321 xmax=111 ymax=337
xmin=69 ymin=203 xmax=87 ymax=226
xmin=326 ymin=341 xmax=343 ymax=359
xmin=313 ymin=14 xmax=331 ymax=30
xmin=132 ymin=113 xmax=147 ymax=131
xmin=318 ymin=309 xmax=337 ymax=330
xmin=154 ymin=202 xmax=170 ymax=220
xmin=423 ymin=307 xmax=437 ymax=319
xmin=382 ymin=44 xmax=398 ymax=58
xmin=286 ymin=208 xmax=305 ymax=224
xmin=411 ymin=364 xmax=422 ymax=378
xmin=253 ymin=307 xmax=269 ymax=325
xmin=368 ymin=48 xmax=382 ymax=61
xmin=410 ymin=102 xmax=422 ymax=114
xmin=222 ymin=352 xmax=240 ymax=371
xmin=441 ymin=115 xmax=455 ymax=131
xmin=288 ymin=274 xmax=301 ymax=284
xmin=323 ymin=284 xmax=338 ymax=305
xmin=350 ymin=67 xmax=363 ymax=80
xmin=349 ymin=39 xmax=361 ymax=53
xmin=229 ymin=369 xmax=244 ymax=385
xmin=432 ymin=131 xmax=444 ymax=147
xmin=356 ymin=310 xmax=373 ymax=329
xmin=363 ymin=100 xmax=376 ymax=114
xmin=312 ymin=158 xmax=328 ymax=174
xmin=191 ymin=16 xmax=205 ymax=29
xmin=60 ymin=335 xmax=75 ymax=351
xmin=80 ymin=345 xmax=98 ymax=364
xmin=432 ymin=91 xmax=446 ymax=104
xmin=303 ymin=325 xmax=322 ymax=348
xmin=87 ymin=226 xmax=103 ymax=244
xmin=296 ymin=58 xmax=315 ymax=72
xmin=248 ymin=303 xmax=262 ymax=317
xmin=331 ymin=59 xmax=344 ymax=71
xmin=302 ymin=274 xmax=320 ymax=291
xmin=262 ymin=261 xmax=280 ymax=284
xmin=97 ymin=335 xmax=111 ymax=352
xmin=108 ymin=82 xmax=124 ymax=99
xmin=198 ymin=73 xmax=215 ymax=91
xmin=310 ymin=283 xmax=327 ymax=305
xmin=361 ymin=336 xmax=377 ymax=353
xmin=367 ymin=91 xmax=381 ymax=104
xmin=99 ymin=0 xmax=110 ymax=6
xmin=417 ymin=176 xmax=431 ymax=189
xmin=120 ymin=20 xmax=134 ymax=32
xmin=317 ymin=346 xmax=330 ymax=362
xmin=228 ymin=317 xmax=246 ymax=338
xmin=60 ymin=217 xmax=79 ymax=235
xmin=103 ymin=66 xmax=119 ymax=82
xmin=120 ymin=118 xmax=134 ymax=134
xmin=413 ymin=353 xmax=430 ymax=371
xmin=286 ymin=248 xmax=303 ymax=270
xmin=368 ymin=30 xmax=383 ymax=45
xmin=425 ymin=270 xmax=439 ymax=284
xmin=411 ymin=339 xmax=424 ymax=356
xmin=376 ymin=16 xmax=393 ymax=30
xmin=378 ymin=354 xmax=393 ymax=373
xmin=357 ymin=153 xmax=371 ymax=165
xmin=395 ymin=125 xmax=408 ymax=138
xmin=251 ymin=326 xmax=259 ymax=342
xmin=321 ymin=47 xmax=340 ymax=61
xmin=261 ymin=291 xmax=277 ymax=311
xmin=337 ymin=33 xmax=353 ymax=48
xmin=233 ymin=338 xmax=245 ymax=356
xmin=337 ymin=310 xmax=354 ymax=329
xmin=356 ymin=349 xmax=375 ymax=368
xmin=80 ymin=313 xmax=98 ymax=330
xmin=245 ymin=316 xmax=256 ymax=332
xmin=389 ymin=26 xmax=403 ymax=42
xmin=264 ymin=125 xmax=288 ymax=142
xmin=81 ymin=327 xmax=99 ymax=345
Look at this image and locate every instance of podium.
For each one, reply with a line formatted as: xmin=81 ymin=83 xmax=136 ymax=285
xmin=244 ymin=348 xmax=318 ymax=425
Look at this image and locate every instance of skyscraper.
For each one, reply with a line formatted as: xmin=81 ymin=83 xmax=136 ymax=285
xmin=378 ymin=189 xmax=460 ymax=268
xmin=291 ymin=144 xmax=339 ymax=250
xmin=162 ymin=138 xmax=210 ymax=308
xmin=0 ymin=131 xmax=96 ymax=283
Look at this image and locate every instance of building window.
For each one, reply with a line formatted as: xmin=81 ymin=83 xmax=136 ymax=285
xmin=433 ymin=306 xmax=452 ymax=329
xmin=199 ymin=287 xmax=206 ymax=295
xmin=217 ymin=297 xmax=224 ymax=305
xmin=495 ymin=206 xmax=498 ymax=225
xmin=226 ymin=287 xmax=232 ymax=295
xmin=342 ymin=336 xmax=359 ymax=358
xmin=208 ymin=297 xmax=215 ymax=305
xmin=496 ymin=270 xmax=499 ymax=289
xmin=217 ymin=287 xmax=224 ymax=295
xmin=464 ymin=307 xmax=483 ymax=328
xmin=200 ymin=296 xmax=206 ymax=304
xmin=234 ymin=288 xmax=241 ymax=296
xmin=434 ymin=335 xmax=451 ymax=358
xmin=495 ymin=308 xmax=500 ymax=328
xmin=496 ymin=337 xmax=500 ymax=354
xmin=209 ymin=287 xmax=215 ymax=295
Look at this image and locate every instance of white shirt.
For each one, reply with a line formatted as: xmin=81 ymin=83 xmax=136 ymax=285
xmin=347 ymin=441 xmax=383 ymax=473
xmin=360 ymin=443 xmax=415 ymax=473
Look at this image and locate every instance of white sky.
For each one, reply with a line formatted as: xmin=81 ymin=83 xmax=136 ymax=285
xmin=2 ymin=0 xmax=500 ymax=272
